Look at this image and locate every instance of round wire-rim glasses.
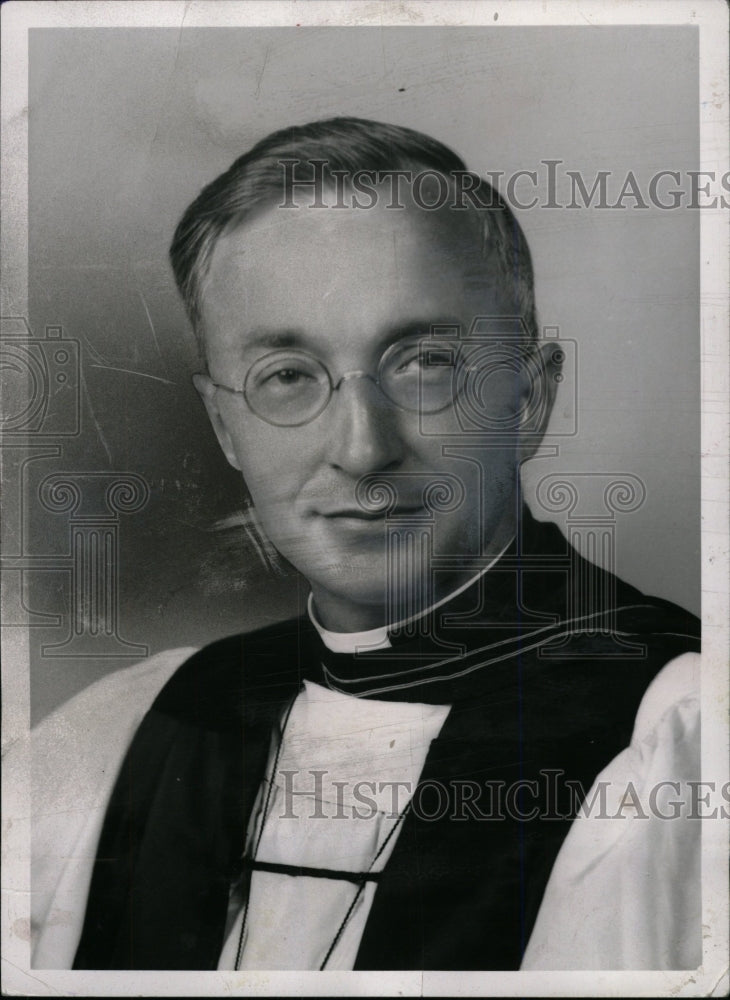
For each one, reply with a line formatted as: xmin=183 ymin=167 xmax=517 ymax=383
xmin=207 ymin=337 xmax=466 ymax=427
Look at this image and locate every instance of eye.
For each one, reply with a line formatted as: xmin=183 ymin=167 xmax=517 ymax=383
xmin=254 ymin=358 xmax=323 ymax=390
xmin=422 ymin=348 xmax=456 ymax=368
xmin=393 ymin=350 xmax=418 ymax=374
xmin=394 ymin=346 xmax=456 ymax=374
xmin=264 ymin=367 xmax=315 ymax=385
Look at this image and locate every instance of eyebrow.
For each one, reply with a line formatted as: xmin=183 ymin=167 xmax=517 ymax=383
xmin=239 ymin=318 xmax=463 ymax=356
xmin=386 ymin=318 xmax=462 ymax=343
xmin=243 ymin=328 xmax=307 ymax=350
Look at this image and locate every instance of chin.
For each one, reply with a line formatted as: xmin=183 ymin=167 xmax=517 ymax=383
xmin=308 ymin=560 xmax=388 ymax=602
xmin=310 ymin=554 xmax=436 ymax=617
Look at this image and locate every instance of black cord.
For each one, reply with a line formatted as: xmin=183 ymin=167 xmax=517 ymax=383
xmin=318 ymin=801 xmax=411 ymax=971
xmin=234 ymin=695 xmax=297 ymax=971
xmin=242 ymin=858 xmax=382 ymax=884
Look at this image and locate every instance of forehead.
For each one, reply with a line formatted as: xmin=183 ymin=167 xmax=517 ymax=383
xmin=200 ymin=199 xmax=510 ymax=351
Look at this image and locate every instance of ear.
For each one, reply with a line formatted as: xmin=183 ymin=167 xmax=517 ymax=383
xmin=192 ymin=372 xmax=242 ymax=471
xmin=516 ymin=340 xmax=560 ymax=461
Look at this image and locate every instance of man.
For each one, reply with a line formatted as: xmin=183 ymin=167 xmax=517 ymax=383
xmin=31 ymin=118 xmax=701 ymax=971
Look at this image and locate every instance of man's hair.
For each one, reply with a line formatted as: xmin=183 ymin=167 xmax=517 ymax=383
xmin=169 ymin=117 xmax=537 ymax=354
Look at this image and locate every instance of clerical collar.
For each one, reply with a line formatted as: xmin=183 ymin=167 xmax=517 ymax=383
xmin=308 ymin=538 xmax=514 ymax=655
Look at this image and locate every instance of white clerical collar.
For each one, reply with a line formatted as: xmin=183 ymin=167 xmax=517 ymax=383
xmin=308 ymin=538 xmax=514 ymax=654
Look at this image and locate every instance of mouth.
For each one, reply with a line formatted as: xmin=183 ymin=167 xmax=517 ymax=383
xmin=318 ymin=506 xmax=424 ymax=522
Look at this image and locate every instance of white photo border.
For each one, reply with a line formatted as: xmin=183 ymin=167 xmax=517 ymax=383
xmin=1 ymin=2 xmax=727 ymax=996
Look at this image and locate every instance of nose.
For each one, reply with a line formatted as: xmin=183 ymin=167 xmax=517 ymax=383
xmin=325 ymin=374 xmax=404 ymax=476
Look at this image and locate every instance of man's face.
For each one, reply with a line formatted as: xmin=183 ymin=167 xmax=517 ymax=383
xmin=197 ymin=195 xmax=538 ymax=630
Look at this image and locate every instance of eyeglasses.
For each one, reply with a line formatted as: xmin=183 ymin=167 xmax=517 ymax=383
xmin=208 ymin=337 xmax=468 ymax=427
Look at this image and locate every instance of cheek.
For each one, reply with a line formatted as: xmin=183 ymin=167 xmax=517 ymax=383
xmin=228 ymin=424 xmax=310 ymax=506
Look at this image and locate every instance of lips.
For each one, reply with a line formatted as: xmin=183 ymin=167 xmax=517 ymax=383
xmin=321 ymin=508 xmax=387 ymax=521
xmin=318 ymin=505 xmax=424 ymax=520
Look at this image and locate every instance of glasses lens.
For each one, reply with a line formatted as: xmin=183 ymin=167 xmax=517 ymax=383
xmin=381 ymin=338 xmax=460 ymax=412
xmin=245 ymin=351 xmax=330 ymax=425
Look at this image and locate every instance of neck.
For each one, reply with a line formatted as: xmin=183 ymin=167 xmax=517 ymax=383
xmin=308 ymin=589 xmax=392 ymax=633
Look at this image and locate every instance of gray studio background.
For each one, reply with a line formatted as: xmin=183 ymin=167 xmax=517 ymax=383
xmin=26 ymin=26 xmax=700 ymax=722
